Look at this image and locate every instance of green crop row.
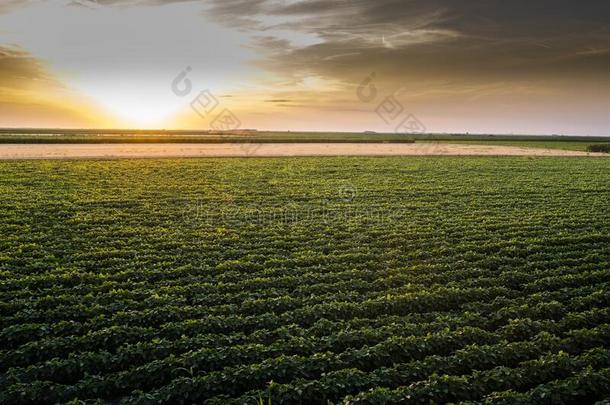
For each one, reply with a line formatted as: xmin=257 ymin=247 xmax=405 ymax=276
xmin=1 ymin=157 xmax=609 ymax=403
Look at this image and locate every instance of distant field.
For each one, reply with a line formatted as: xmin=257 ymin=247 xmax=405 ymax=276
xmin=428 ymin=140 xmax=610 ymax=152
xmin=0 ymin=131 xmax=415 ymax=144
xmin=0 ymin=142 xmax=600 ymax=160
xmin=0 ymin=130 xmax=609 ymax=153
xmin=1 ymin=157 xmax=610 ymax=403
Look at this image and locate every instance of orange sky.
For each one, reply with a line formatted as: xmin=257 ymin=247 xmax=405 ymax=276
xmin=1 ymin=0 xmax=609 ymax=135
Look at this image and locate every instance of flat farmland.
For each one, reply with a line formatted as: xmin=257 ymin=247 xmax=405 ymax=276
xmin=1 ymin=157 xmax=610 ymax=404
xmin=0 ymin=142 xmax=602 ymax=160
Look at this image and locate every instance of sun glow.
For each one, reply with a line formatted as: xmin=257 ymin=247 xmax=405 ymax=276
xmin=0 ymin=1 xmax=254 ymax=128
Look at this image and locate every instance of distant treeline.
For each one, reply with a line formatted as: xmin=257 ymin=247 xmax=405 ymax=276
xmin=587 ymin=144 xmax=610 ymax=153
xmin=0 ymin=135 xmax=416 ymax=144
xmin=0 ymin=129 xmax=608 ymax=149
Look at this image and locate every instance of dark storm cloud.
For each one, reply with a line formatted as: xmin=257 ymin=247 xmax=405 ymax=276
xmin=206 ymin=0 xmax=610 ymax=38
xmin=206 ymin=0 xmax=610 ymax=86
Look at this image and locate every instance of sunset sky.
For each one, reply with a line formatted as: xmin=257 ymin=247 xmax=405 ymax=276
xmin=0 ymin=0 xmax=609 ymax=135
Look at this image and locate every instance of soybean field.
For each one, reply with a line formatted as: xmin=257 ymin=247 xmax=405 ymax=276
xmin=1 ymin=157 xmax=610 ymax=404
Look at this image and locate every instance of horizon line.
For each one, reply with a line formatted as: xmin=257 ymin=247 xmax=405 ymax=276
xmin=0 ymin=128 xmax=608 ymax=139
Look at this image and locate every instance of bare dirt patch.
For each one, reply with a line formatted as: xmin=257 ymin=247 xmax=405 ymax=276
xmin=0 ymin=142 xmax=603 ymax=160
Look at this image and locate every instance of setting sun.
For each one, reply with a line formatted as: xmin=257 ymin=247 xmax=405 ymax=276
xmin=0 ymin=0 xmax=254 ymax=128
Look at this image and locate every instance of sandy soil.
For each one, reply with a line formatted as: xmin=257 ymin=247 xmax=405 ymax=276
xmin=0 ymin=143 xmax=603 ymax=159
